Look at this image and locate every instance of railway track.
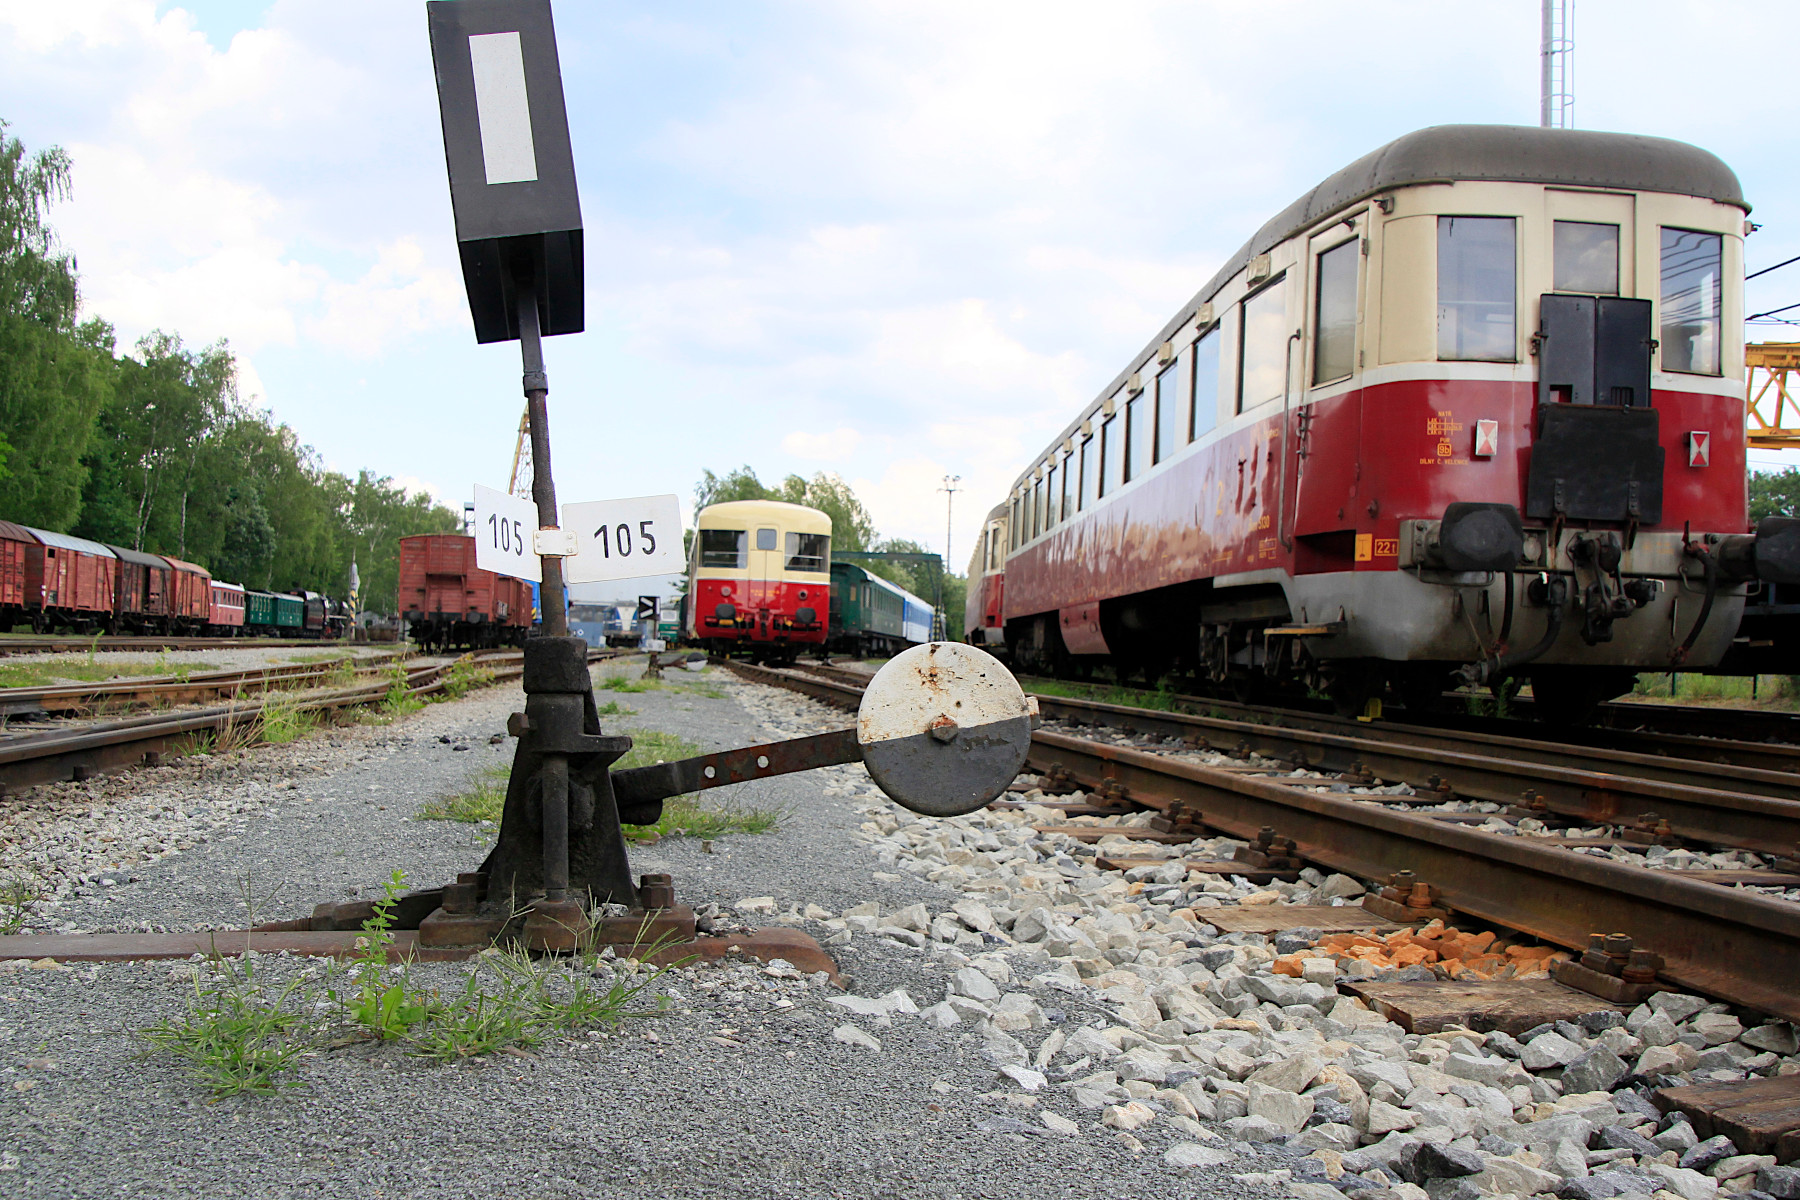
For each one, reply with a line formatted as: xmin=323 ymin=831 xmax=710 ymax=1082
xmin=0 ymin=646 xmax=618 ymax=794
xmin=0 ymin=634 xmax=353 ymax=657
xmin=720 ymin=657 xmax=1800 ymax=1026
xmin=0 ymin=649 xmax=413 ymax=719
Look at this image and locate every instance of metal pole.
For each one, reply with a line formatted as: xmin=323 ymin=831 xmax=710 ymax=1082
xmin=518 ymin=284 xmax=569 ymax=638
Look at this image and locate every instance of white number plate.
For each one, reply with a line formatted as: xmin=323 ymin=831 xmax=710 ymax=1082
xmin=561 ymin=494 xmax=684 ymax=584
xmin=472 ymin=484 xmax=541 ymax=582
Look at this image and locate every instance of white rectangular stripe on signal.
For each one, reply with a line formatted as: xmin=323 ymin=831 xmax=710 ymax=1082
xmin=468 ymin=31 xmax=538 ymax=186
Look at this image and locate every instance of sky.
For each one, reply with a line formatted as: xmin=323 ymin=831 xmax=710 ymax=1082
xmin=3 ymin=0 xmax=1798 ymax=590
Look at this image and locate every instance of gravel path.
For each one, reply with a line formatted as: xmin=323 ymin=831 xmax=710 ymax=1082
xmin=0 ymin=660 xmax=1286 ymax=1199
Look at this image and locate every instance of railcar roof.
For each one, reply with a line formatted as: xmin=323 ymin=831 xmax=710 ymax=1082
xmin=1015 ymin=124 xmax=1747 ymax=493
xmin=160 ymin=555 xmax=212 ymax=576
xmin=24 ymin=527 xmax=116 ymax=557
xmin=108 ymin=545 xmax=169 ymax=568
xmin=0 ymin=521 xmax=33 ymax=543
xmin=696 ymin=499 xmax=833 ymax=532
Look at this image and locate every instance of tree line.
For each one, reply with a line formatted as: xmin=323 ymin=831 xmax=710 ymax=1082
xmin=692 ymin=466 xmax=968 ymax=630
xmin=0 ymin=122 xmax=459 ymax=614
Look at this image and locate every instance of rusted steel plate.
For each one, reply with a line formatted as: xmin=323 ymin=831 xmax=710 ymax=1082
xmin=857 ymin=643 xmax=1034 ymax=817
xmin=1027 ymin=729 xmax=1800 ymax=1024
xmin=611 ymin=729 xmax=862 ymax=810
xmin=1033 ymin=694 xmax=1800 ymax=853
xmin=1345 ymin=979 xmax=1626 ymax=1036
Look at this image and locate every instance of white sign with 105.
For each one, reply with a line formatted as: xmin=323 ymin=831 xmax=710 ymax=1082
xmin=471 ymin=483 xmax=542 ymax=582
xmin=561 ymin=494 xmax=683 ymax=584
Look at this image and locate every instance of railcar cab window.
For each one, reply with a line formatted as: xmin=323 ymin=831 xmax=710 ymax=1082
xmin=1661 ymin=228 xmax=1722 ymax=375
xmin=1437 ymin=217 xmax=1516 ymax=361
xmin=1239 ymin=277 xmax=1289 ymax=412
xmin=1313 ymin=239 xmax=1358 ymax=385
xmin=1079 ymin=435 xmax=1096 ymax=511
xmin=784 ymin=532 xmax=829 ymax=572
xmin=1191 ymin=327 xmax=1220 ymax=441
xmin=699 ymin=529 xmax=747 ymax=569
xmin=755 ymin=527 xmax=778 ymax=552
xmin=1554 ymin=221 xmax=1620 ymax=295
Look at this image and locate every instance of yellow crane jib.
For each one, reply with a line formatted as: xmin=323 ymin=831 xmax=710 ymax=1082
xmin=1746 ymin=342 xmax=1800 ymax=449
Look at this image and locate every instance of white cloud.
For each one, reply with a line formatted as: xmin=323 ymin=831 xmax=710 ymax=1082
xmin=782 ymin=427 xmax=863 ymax=461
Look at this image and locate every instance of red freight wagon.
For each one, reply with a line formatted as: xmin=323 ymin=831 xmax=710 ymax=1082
xmin=207 ymin=581 xmax=246 ymax=634
xmin=22 ymin=527 xmax=117 ymax=633
xmin=160 ymin=555 xmax=213 ymax=634
xmin=0 ymin=521 xmax=32 ymax=630
xmin=108 ymin=545 xmax=172 ymax=633
xmin=398 ymin=534 xmax=530 ymax=651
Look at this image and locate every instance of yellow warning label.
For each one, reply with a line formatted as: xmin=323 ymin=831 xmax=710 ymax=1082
xmin=1355 ymin=533 xmax=1373 ymax=562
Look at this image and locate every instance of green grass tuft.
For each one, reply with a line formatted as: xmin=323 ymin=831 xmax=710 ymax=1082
xmin=417 ymin=763 xmax=510 ymax=823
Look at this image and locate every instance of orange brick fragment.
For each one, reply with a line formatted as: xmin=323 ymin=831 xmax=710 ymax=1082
xmin=1272 ymin=954 xmax=1305 ymax=978
xmin=1505 ymin=945 xmax=1557 ymax=962
xmin=1389 ymin=943 xmax=1434 ymax=967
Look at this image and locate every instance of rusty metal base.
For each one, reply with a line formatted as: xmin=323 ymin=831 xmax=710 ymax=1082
xmin=1361 ymin=893 xmax=1452 ymax=924
xmin=0 ymin=925 xmax=839 ymax=981
xmin=1553 ymin=956 xmax=1660 ymax=1006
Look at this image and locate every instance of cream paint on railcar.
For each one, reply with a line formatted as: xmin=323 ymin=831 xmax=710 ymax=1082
xmin=1003 ymin=178 xmax=1748 ymax=566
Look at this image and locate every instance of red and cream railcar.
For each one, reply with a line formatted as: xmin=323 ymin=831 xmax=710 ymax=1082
xmin=684 ymin=500 xmax=830 ymax=661
xmin=160 ymin=556 xmax=213 ymax=635
xmin=962 ymin=504 xmax=1010 ymax=649
xmin=20 ymin=528 xmax=117 ymax=633
xmin=993 ymin=125 xmax=1795 ymax=720
xmin=207 ymin=581 xmax=247 ymax=634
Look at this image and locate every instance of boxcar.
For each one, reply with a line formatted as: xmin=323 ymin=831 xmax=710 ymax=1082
xmin=0 ymin=522 xmax=33 ymax=631
xmin=109 ymin=546 xmax=172 ymax=633
xmin=22 ymin=528 xmax=117 ymax=633
xmin=828 ymin=562 xmax=933 ymax=658
xmin=160 ymin=556 xmax=213 ymax=635
xmin=207 ymin=581 xmax=246 ymax=635
xmin=398 ymin=534 xmax=531 ymax=651
xmin=684 ymin=500 xmax=830 ymax=662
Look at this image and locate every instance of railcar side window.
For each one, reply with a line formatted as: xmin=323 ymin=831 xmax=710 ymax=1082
xmin=1313 ymin=239 xmax=1358 ymax=385
xmin=755 ymin=527 xmax=777 ymax=551
xmin=1126 ymin=392 xmax=1151 ymax=482
xmin=1030 ymin=479 xmax=1042 ymax=538
xmin=1101 ymin=414 xmax=1123 ymax=497
xmin=1011 ymin=498 xmax=1021 ymax=548
xmin=1045 ymin=464 xmax=1058 ymax=527
xmin=1554 ymin=221 xmax=1619 ymax=295
xmin=1192 ymin=327 xmax=1220 ymax=440
xmin=1155 ymin=358 xmax=1182 ymax=463
xmin=784 ymin=532 xmax=829 ymax=572
xmin=699 ymin=529 xmax=747 ymax=569
xmin=1078 ymin=436 xmax=1095 ymax=511
xmin=1239 ymin=277 xmax=1289 ymax=412
xmin=1661 ymin=228 xmax=1722 ymax=376
xmin=1437 ymin=216 xmax=1516 ymax=362
xmin=1060 ymin=451 xmax=1075 ymax=520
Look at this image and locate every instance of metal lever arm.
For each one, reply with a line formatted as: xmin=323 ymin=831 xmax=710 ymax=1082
xmin=610 ymin=729 xmax=862 ymax=819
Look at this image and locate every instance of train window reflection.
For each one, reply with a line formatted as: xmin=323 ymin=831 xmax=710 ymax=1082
xmin=784 ymin=532 xmax=829 ymax=572
xmin=1554 ymin=221 xmax=1619 ymax=295
xmin=1079 ymin=437 xmax=1095 ymax=511
xmin=1437 ymin=216 xmax=1516 ymax=362
xmin=699 ymin=529 xmax=746 ymax=569
xmin=1126 ymin=392 xmax=1151 ymax=482
xmin=755 ymin=527 xmax=777 ymax=551
xmin=1313 ymin=239 xmax=1358 ymax=384
xmin=1192 ymin=327 xmax=1220 ymax=441
xmin=1661 ymin=227 xmax=1722 ymax=376
xmin=1156 ymin=358 xmax=1182 ymax=463
xmin=1045 ymin=465 xmax=1058 ymax=527
xmin=1239 ymin=277 xmax=1289 ymax=412
xmin=1101 ymin=414 xmax=1123 ymax=496
xmin=1061 ymin=451 xmax=1075 ymax=520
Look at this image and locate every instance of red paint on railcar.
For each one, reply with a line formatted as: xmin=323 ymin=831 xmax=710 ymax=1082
xmin=688 ymin=577 xmax=827 ymax=647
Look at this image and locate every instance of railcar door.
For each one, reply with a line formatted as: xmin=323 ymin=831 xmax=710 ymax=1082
xmin=1291 ymin=215 xmax=1368 ymax=569
xmin=749 ymin=523 xmax=779 ymax=639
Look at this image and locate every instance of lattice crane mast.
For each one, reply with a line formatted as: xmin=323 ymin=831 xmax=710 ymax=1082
xmin=1746 ymin=343 xmax=1800 ymax=450
xmin=507 ymin=406 xmax=534 ymax=499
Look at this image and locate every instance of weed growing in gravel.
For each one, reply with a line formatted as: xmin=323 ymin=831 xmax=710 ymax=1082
xmin=143 ymin=952 xmax=315 ymax=1096
xmin=257 ymin=692 xmax=318 ymax=744
xmin=597 ymin=669 xmax=660 ymax=693
xmin=595 ymin=699 xmax=636 ymax=717
xmin=671 ymin=680 xmax=727 ymax=699
xmin=0 ymin=876 xmax=42 ymax=934
xmin=438 ymin=654 xmax=496 ymax=700
xmin=334 ymin=869 xmax=431 ymax=1040
xmin=417 ymin=763 xmax=510 ymax=823
xmin=380 ymin=664 xmax=424 ymax=717
xmin=615 ymin=729 xmax=788 ymax=842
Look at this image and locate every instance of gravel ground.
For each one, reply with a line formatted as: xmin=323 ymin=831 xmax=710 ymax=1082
xmin=0 ymin=660 xmax=1289 ymax=1200
xmin=0 ymin=643 xmax=400 ymax=679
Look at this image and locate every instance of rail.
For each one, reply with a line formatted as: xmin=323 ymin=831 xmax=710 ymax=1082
xmin=719 ymin=657 xmax=1800 ymax=1025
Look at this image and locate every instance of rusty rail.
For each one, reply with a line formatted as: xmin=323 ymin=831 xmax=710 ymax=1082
xmin=0 ymin=634 xmax=354 ymax=658
xmin=0 ymin=647 xmax=618 ymax=793
xmin=723 ymin=657 xmax=1800 ymax=1024
xmin=0 ymin=650 xmax=414 ymax=717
